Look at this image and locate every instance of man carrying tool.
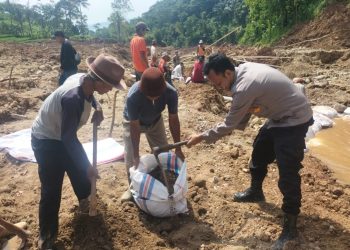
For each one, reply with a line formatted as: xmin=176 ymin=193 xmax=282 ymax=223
xmin=31 ymin=54 xmax=125 ymax=249
xmin=120 ymin=67 xmax=184 ymax=202
xmin=54 ymin=31 xmax=79 ymax=86
xmin=186 ymin=53 xmax=313 ymax=250
xmin=130 ymin=22 xmax=149 ymax=81
xmin=197 ymin=40 xmax=206 ymax=58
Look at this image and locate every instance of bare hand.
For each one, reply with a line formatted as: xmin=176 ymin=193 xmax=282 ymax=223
xmin=87 ymin=166 xmax=99 ymax=182
xmin=186 ymin=134 xmax=204 ymax=148
xmin=175 ymin=148 xmax=185 ymax=161
xmin=91 ymin=110 xmax=104 ymax=126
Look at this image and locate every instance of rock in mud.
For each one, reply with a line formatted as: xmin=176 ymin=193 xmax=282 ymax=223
xmin=194 ymin=175 xmax=207 ymax=188
xmin=230 ymin=147 xmax=240 ymax=159
xmin=314 ymin=80 xmax=329 ymax=88
xmin=332 ymin=188 xmax=344 ymax=197
xmin=334 ymin=103 xmax=346 ymax=113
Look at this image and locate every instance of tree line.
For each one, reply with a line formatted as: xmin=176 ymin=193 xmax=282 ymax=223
xmin=0 ymin=0 xmax=89 ymax=38
xmin=137 ymin=0 xmax=349 ymax=46
xmin=0 ymin=0 xmax=348 ymax=45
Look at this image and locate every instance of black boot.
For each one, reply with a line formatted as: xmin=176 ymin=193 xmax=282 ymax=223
xmin=233 ymin=177 xmax=265 ymax=202
xmin=272 ymin=213 xmax=298 ymax=250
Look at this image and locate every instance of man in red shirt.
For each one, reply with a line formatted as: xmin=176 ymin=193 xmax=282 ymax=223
xmin=130 ymin=22 xmax=149 ymax=81
xmin=186 ymin=56 xmax=206 ymax=84
xmin=197 ymin=40 xmax=206 ymax=58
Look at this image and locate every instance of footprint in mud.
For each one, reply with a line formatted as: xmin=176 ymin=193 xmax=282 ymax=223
xmin=168 ymin=223 xmax=218 ymax=248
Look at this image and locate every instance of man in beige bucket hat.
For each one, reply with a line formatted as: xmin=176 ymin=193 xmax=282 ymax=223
xmin=31 ymin=54 xmax=125 ymax=249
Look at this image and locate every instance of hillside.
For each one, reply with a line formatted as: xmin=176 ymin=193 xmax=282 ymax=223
xmin=136 ymin=0 xmax=350 ymax=46
xmin=278 ymin=2 xmax=350 ymax=49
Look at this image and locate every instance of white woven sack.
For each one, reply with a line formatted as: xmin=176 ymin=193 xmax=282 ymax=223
xmin=130 ymin=152 xmax=188 ymax=217
xmin=312 ymin=106 xmax=338 ymax=119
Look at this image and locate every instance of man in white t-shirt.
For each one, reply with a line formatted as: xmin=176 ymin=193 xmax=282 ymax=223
xmin=172 ymin=62 xmax=184 ymax=81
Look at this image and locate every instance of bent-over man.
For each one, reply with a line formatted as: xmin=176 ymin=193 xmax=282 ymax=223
xmin=121 ymin=67 xmax=184 ymax=202
xmin=31 ymin=54 xmax=125 ymax=249
xmin=187 ymin=53 xmax=313 ymax=250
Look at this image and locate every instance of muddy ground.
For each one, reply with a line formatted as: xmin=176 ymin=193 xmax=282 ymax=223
xmin=1 ymin=6 xmax=350 ymax=249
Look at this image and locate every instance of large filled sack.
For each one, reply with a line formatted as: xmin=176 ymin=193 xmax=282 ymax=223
xmin=344 ymin=107 xmax=350 ymax=115
xmin=130 ymin=152 xmax=188 ymax=217
xmin=312 ymin=106 xmax=338 ymax=119
xmin=313 ymin=111 xmax=334 ymax=128
xmin=305 ymin=111 xmax=334 ymax=141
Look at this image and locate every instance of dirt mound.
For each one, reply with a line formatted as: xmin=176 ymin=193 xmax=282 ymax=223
xmin=278 ymin=3 xmax=350 ymax=49
xmin=256 ymin=47 xmax=276 ymax=56
xmin=0 ymin=92 xmax=37 ymax=124
xmin=179 ymin=83 xmax=228 ymax=115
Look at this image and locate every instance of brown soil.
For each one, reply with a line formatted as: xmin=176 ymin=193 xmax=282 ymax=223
xmin=278 ymin=3 xmax=350 ymax=49
xmin=148 ymin=168 xmax=178 ymax=194
xmin=1 ymin=14 xmax=350 ymax=249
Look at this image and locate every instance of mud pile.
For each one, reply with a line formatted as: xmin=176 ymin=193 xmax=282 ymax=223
xmin=179 ymin=83 xmax=228 ymax=115
xmin=0 ymin=92 xmax=37 ymax=124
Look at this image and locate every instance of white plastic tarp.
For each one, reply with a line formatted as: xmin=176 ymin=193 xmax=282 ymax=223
xmin=0 ymin=129 xmax=124 ymax=164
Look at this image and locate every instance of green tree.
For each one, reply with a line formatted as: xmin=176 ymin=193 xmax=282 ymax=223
xmin=109 ymin=0 xmax=132 ymax=42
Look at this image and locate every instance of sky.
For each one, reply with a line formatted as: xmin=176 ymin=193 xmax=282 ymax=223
xmin=6 ymin=0 xmax=159 ymax=25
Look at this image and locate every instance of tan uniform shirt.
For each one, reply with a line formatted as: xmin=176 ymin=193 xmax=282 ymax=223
xmin=202 ymin=62 xmax=313 ymax=143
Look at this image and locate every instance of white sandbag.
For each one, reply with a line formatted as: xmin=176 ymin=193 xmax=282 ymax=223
xmin=313 ymin=111 xmax=334 ymax=128
xmin=130 ymin=152 xmax=188 ymax=217
xmin=312 ymin=106 xmax=338 ymax=119
xmin=305 ymin=121 xmax=322 ymax=141
xmin=344 ymin=107 xmax=350 ymax=115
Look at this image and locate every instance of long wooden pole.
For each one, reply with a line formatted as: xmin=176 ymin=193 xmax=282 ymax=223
xmin=89 ymin=121 xmax=98 ymax=216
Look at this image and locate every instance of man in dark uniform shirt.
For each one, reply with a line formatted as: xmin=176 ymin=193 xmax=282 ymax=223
xmin=54 ymin=31 xmax=78 ymax=86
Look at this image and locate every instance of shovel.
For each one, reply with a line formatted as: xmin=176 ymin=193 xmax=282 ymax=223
xmin=152 ymin=141 xmax=188 ymax=195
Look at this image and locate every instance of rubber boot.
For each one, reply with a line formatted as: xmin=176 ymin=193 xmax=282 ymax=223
xmin=233 ymin=175 xmax=265 ymax=202
xmin=38 ymin=234 xmax=56 ymax=250
xmin=272 ymin=213 xmax=298 ymax=250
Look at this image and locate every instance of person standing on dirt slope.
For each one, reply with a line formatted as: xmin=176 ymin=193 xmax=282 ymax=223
xmin=173 ymin=50 xmax=181 ymax=66
xmin=158 ymin=52 xmax=173 ymax=86
xmin=197 ymin=40 xmax=206 ymax=58
xmin=120 ymin=67 xmax=185 ymax=202
xmin=150 ymin=39 xmax=158 ymax=67
xmin=54 ymin=31 xmax=79 ymax=86
xmin=130 ymin=22 xmax=149 ymax=81
xmin=31 ymin=54 xmax=126 ymax=249
xmin=186 ymin=53 xmax=313 ymax=250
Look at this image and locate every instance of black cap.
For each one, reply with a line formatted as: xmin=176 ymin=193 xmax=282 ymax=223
xmin=53 ymin=31 xmax=65 ymax=38
xmin=135 ymin=22 xmax=150 ymax=32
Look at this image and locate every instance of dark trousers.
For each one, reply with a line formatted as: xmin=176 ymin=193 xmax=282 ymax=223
xmin=31 ymin=136 xmax=90 ymax=242
xmin=135 ymin=71 xmax=143 ymax=81
xmin=58 ymin=69 xmax=77 ymax=86
xmin=251 ymin=119 xmax=313 ymax=215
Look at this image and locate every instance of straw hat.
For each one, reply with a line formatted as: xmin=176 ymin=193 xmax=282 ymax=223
xmin=86 ymin=54 xmax=126 ymax=90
